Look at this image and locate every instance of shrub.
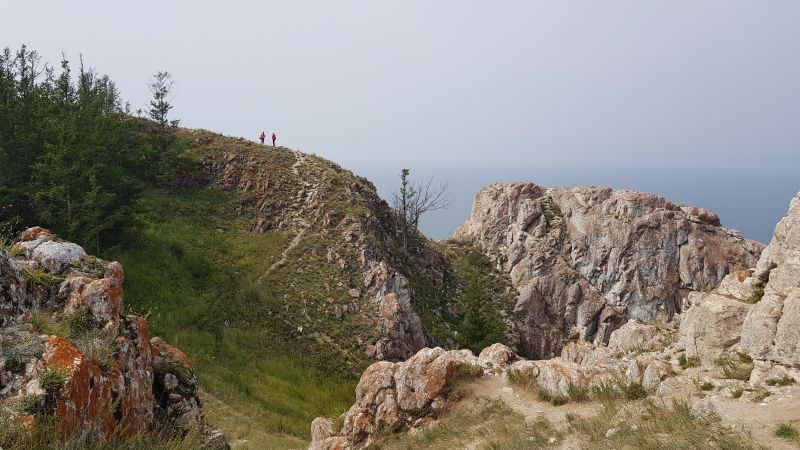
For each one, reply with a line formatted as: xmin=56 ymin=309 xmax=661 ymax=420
xmin=700 ymin=381 xmax=714 ymax=391
xmin=38 ymin=367 xmax=70 ymax=391
xmin=678 ymin=353 xmax=700 ymax=370
xmin=747 ymin=286 xmax=765 ymax=304
xmin=66 ymin=306 xmax=97 ymax=334
xmin=30 ymin=311 xmax=71 ymax=337
xmin=22 ymin=267 xmax=65 ymax=288
xmin=20 ymin=393 xmax=44 ymax=414
xmin=775 ymin=423 xmax=799 ymax=440
xmin=0 ymin=335 xmax=44 ymax=372
xmin=766 ymin=375 xmax=795 ymax=387
xmin=714 ymin=352 xmax=754 ymax=381
xmin=566 ymin=383 xmax=590 ymax=402
xmin=505 ymin=368 xmax=537 ymax=390
xmin=72 ymin=330 xmax=118 ymax=368
xmin=622 ymin=382 xmax=648 ymax=400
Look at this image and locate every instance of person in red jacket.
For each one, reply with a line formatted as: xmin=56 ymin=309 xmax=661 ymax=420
xmin=272 ymin=132 xmax=277 ymax=146
xmin=259 ymin=131 xmax=265 ymax=144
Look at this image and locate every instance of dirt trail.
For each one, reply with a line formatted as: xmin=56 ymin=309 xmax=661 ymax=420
xmin=468 ymin=376 xmax=599 ymax=427
xmin=712 ymin=386 xmax=800 ymax=450
xmin=257 ymin=227 xmax=306 ymax=284
xmin=257 ymin=151 xmax=313 ymax=284
xmin=465 ymin=375 xmax=800 ymax=450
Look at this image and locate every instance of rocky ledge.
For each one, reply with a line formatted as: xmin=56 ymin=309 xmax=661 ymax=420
xmin=455 ymin=183 xmax=763 ymax=357
xmin=0 ymin=227 xmax=227 ymax=448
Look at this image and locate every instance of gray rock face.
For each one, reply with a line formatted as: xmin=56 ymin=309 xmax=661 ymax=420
xmin=455 ymin=183 xmax=762 ymax=357
xmin=679 ymin=292 xmax=751 ymax=358
xmin=363 ymin=261 xmax=427 ymax=361
xmin=16 ymin=236 xmax=87 ymax=273
xmin=739 ymin=193 xmax=800 ymax=368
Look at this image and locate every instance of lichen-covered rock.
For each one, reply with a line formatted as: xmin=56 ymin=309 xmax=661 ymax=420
xmin=0 ymin=229 xmax=227 ymax=447
xmin=394 ymin=347 xmax=478 ymax=413
xmin=15 ymin=231 xmax=87 ymax=273
xmin=312 ymin=347 xmax=481 ymax=448
xmin=454 ymin=183 xmax=762 ymax=358
xmin=478 ymin=343 xmax=518 ymax=369
xmin=42 ymin=335 xmax=116 ymax=439
xmin=58 ymin=261 xmax=124 ymax=323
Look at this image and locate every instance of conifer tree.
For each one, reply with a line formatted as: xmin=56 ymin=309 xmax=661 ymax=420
xmin=147 ymin=71 xmax=178 ymax=129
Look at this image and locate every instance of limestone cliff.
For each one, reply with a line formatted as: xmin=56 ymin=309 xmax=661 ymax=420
xmin=0 ymin=227 xmax=226 ymax=447
xmin=455 ymin=183 xmax=763 ymax=357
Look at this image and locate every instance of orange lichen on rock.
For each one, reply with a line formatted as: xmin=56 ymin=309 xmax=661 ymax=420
xmin=19 ymin=226 xmax=52 ymax=241
xmin=150 ymin=336 xmax=192 ymax=367
xmin=115 ymin=316 xmax=154 ymax=437
xmin=43 ymin=336 xmax=116 ymax=439
xmin=60 ymin=261 xmax=124 ymax=322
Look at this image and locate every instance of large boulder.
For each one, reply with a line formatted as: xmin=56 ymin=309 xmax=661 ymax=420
xmin=455 ymin=183 xmax=762 ymax=358
xmin=312 ymin=347 xmax=481 ymax=448
xmin=608 ymin=320 xmax=662 ymax=353
xmin=678 ymin=293 xmax=750 ymax=358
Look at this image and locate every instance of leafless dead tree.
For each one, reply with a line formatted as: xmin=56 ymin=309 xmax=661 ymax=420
xmin=390 ymin=169 xmax=452 ymax=250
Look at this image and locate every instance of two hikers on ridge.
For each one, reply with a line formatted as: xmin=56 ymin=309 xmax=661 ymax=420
xmin=259 ymin=131 xmax=276 ymax=146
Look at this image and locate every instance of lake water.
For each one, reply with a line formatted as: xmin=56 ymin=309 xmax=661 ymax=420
xmin=348 ymin=164 xmax=798 ymax=244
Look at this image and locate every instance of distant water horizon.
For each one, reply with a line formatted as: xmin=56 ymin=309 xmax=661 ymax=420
xmin=347 ymin=164 xmax=798 ymax=244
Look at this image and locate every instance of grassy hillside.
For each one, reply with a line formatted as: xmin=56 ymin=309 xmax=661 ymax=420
xmin=100 ymin=130 xmax=515 ymax=448
xmin=104 ymin=188 xmax=355 ymax=448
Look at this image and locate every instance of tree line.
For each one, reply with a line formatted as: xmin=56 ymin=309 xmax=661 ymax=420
xmin=0 ymin=45 xmax=182 ymax=252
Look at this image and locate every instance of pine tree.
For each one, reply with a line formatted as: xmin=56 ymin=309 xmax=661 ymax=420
xmin=147 ymin=71 xmax=177 ymax=129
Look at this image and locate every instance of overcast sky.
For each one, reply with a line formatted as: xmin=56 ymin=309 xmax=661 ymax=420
xmin=3 ymin=1 xmax=799 ymax=170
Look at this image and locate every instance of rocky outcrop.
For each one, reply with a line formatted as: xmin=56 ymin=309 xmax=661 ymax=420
xmin=455 ymin=183 xmax=763 ymax=357
xmin=739 ymin=192 xmax=800 ymax=369
xmin=673 ymin=191 xmax=800 ymax=372
xmin=0 ymin=228 xmax=226 ymax=447
xmin=310 ymin=347 xmax=480 ymax=449
xmin=197 ymin=135 xmax=440 ymax=365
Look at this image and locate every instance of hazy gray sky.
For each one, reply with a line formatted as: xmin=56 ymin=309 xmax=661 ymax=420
xmin=4 ymin=1 xmax=799 ymax=169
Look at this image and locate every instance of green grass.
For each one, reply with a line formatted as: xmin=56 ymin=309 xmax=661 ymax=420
xmin=0 ymin=416 xmax=215 ymax=450
xmin=678 ymin=353 xmax=701 ymax=370
xmin=103 ymin=188 xmax=357 ymax=446
xmin=38 ymin=367 xmax=70 ymax=391
xmin=565 ymin=399 xmax=761 ymax=450
xmin=775 ymin=423 xmax=799 ymax=441
xmin=22 ymin=267 xmax=64 ymax=288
